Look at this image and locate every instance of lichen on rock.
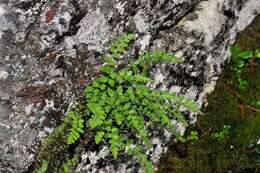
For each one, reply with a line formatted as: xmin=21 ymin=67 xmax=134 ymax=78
xmin=0 ymin=0 xmax=260 ymax=173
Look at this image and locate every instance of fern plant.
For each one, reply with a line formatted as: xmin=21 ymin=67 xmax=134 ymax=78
xmin=65 ymin=111 xmax=84 ymax=145
xmin=66 ymin=34 xmax=202 ymax=173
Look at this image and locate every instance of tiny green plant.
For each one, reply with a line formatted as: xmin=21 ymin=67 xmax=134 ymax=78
xmin=230 ymin=44 xmax=260 ymax=91
xmin=214 ymin=125 xmax=231 ymax=141
xmin=65 ymin=111 xmax=84 ymax=145
xmin=256 ymin=101 xmax=260 ymax=107
xmin=66 ymin=34 xmax=202 ymax=173
xmin=34 ymin=160 xmax=48 ymax=173
xmin=256 ymin=49 xmax=260 ymax=58
xmin=61 ymin=158 xmax=77 ymax=173
xmin=109 ymin=33 xmax=136 ymax=59
xmin=188 ymin=130 xmax=199 ymax=140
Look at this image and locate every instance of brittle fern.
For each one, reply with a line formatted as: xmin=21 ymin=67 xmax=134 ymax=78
xmin=66 ymin=34 xmax=202 ymax=173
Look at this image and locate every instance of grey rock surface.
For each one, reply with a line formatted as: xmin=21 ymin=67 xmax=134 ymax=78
xmin=0 ymin=0 xmax=259 ymax=172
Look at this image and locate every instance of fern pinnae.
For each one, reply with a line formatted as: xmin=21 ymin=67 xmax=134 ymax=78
xmin=64 ymin=33 xmax=202 ymax=172
xmin=66 ymin=111 xmax=84 ymax=144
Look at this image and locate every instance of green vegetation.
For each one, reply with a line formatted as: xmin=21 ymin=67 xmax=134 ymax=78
xmin=34 ymin=102 xmax=86 ymax=173
xmin=59 ymin=158 xmax=77 ymax=173
xmin=249 ymin=143 xmax=260 ymax=164
xmin=35 ymin=122 xmax=70 ymax=173
xmin=34 ymin=160 xmax=48 ymax=173
xmin=187 ymin=130 xmax=199 ymax=141
xmin=64 ymin=34 xmax=201 ymax=173
xmin=34 ymin=34 xmax=201 ymax=173
xmin=159 ymin=61 xmax=260 ymax=173
xmin=213 ymin=125 xmax=231 ymax=141
xmin=66 ymin=111 xmax=84 ymax=145
xmin=230 ymin=44 xmax=260 ymax=90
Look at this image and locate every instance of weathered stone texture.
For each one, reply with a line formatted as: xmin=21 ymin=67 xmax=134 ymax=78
xmin=0 ymin=0 xmax=259 ymax=172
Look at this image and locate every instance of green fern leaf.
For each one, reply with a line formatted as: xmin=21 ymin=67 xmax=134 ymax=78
xmin=66 ymin=112 xmax=84 ymax=145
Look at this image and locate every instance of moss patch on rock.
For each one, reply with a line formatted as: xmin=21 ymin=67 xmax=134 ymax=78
xmin=35 ymin=119 xmax=72 ymax=172
xmin=159 ymin=62 xmax=260 ymax=173
xmin=158 ymin=15 xmax=260 ymax=173
xmin=33 ymin=98 xmax=89 ymax=173
xmin=237 ymin=15 xmax=260 ymax=51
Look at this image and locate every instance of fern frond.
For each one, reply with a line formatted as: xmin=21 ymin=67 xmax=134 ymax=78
xmin=109 ymin=33 xmax=135 ymax=59
xmin=95 ymin=131 xmax=105 ymax=144
xmin=127 ymin=115 xmax=150 ymax=146
xmin=127 ymin=145 xmax=154 ymax=173
xmin=173 ymin=94 xmax=203 ymax=114
xmin=150 ymin=49 xmax=183 ymax=64
xmin=66 ymin=112 xmax=84 ymax=145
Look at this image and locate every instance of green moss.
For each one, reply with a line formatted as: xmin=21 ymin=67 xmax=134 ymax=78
xmin=237 ymin=15 xmax=260 ymax=51
xmin=159 ymin=154 xmax=186 ymax=173
xmin=35 ymin=121 xmax=71 ymax=172
xmin=58 ymin=158 xmax=77 ymax=173
xmin=34 ymin=99 xmax=88 ymax=173
xmin=158 ymin=14 xmax=260 ymax=173
xmin=57 ymin=142 xmax=84 ymax=173
xmin=34 ymin=160 xmax=48 ymax=173
xmin=159 ymin=62 xmax=260 ymax=173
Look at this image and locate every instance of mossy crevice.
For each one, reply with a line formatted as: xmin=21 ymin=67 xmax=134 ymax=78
xmin=33 ymin=97 xmax=89 ymax=173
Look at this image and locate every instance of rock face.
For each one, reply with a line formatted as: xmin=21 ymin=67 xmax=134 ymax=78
xmin=0 ymin=0 xmax=259 ymax=172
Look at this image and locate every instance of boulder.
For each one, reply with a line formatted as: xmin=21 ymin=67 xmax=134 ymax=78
xmin=0 ymin=0 xmax=259 ymax=172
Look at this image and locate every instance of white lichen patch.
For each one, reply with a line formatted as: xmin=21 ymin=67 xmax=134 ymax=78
xmin=0 ymin=4 xmax=6 ymax=16
xmin=0 ymin=4 xmax=7 ymax=40
xmin=53 ymin=11 xmax=72 ymax=35
xmin=183 ymin=0 xmax=226 ymax=44
xmin=236 ymin=0 xmax=260 ymax=31
xmin=137 ymin=34 xmax=152 ymax=51
xmin=25 ymin=104 xmax=34 ymax=116
xmin=114 ymin=1 xmax=127 ymax=15
xmin=0 ymin=70 xmax=9 ymax=80
xmin=134 ymin=10 xmax=150 ymax=33
xmin=68 ymin=9 xmax=110 ymax=51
